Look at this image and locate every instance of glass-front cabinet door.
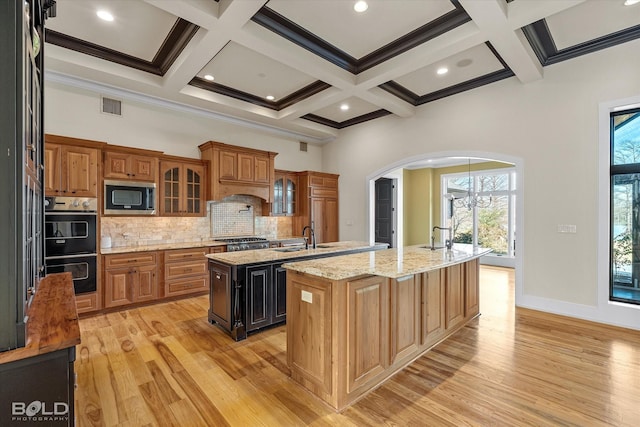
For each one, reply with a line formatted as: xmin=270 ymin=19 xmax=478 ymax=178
xmin=272 ymin=170 xmax=296 ymax=216
xmin=160 ymin=160 xmax=206 ymax=217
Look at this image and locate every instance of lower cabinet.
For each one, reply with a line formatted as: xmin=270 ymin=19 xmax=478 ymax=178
xmin=346 ymin=275 xmax=389 ymax=394
xmin=103 ymin=252 xmax=158 ymax=308
xmin=287 ymin=258 xmax=482 ymax=411
xmin=246 ymin=263 xmax=287 ymax=332
xmin=421 ymin=268 xmax=445 ymax=347
xmin=389 ymin=275 xmax=420 ymax=366
xmin=164 ymin=247 xmax=209 ymax=297
xmin=465 ymin=258 xmax=480 ymax=318
xmin=445 ymin=263 xmax=465 ymax=331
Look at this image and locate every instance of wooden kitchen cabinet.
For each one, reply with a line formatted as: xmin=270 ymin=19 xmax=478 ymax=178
xmin=164 ymin=247 xmax=209 ymax=297
xmin=103 ymin=252 xmax=158 ymax=308
xmin=44 ymin=136 xmax=102 ymax=197
xmin=199 ymin=140 xmax=277 ymax=202
xmin=389 ymin=275 xmax=420 ymax=366
xmin=103 ymin=148 xmax=159 ymax=182
xmin=465 ymin=258 xmax=480 ymax=319
xmin=421 ymin=268 xmax=445 ymax=348
xmin=294 ymin=171 xmax=339 ymax=243
xmin=272 ymin=170 xmax=298 ymax=216
xmin=346 ymin=275 xmax=389 ymax=394
xmin=445 ymin=263 xmax=465 ymax=331
xmin=160 ymin=157 xmax=206 ymax=217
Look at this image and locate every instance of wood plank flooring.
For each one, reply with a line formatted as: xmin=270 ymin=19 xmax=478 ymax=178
xmin=75 ymin=267 xmax=640 ymax=426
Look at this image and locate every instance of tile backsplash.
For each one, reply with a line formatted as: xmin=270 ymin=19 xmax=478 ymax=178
xmin=101 ymin=196 xmax=294 ymax=247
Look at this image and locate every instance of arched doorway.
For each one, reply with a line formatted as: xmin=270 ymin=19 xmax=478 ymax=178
xmin=366 ymin=150 xmax=524 ymax=305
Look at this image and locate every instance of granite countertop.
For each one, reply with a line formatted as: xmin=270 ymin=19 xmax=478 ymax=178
xmin=205 ymin=241 xmax=386 ymax=266
xmin=101 ymin=240 xmax=228 ymax=255
xmin=282 ymin=244 xmax=492 ymax=280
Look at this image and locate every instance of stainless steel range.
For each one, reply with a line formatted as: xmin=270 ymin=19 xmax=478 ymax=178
xmin=214 ymin=237 xmax=269 ymax=251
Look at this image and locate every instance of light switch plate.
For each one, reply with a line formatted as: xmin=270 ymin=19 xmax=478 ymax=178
xmin=301 ymin=290 xmax=313 ymax=303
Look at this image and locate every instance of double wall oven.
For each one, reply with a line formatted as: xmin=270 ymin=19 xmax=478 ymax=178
xmin=44 ymin=196 xmax=98 ymax=295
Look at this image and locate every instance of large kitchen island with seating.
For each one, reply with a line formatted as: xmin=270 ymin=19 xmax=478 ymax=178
xmin=205 ymin=241 xmax=388 ymax=341
xmin=282 ymin=244 xmax=491 ymax=411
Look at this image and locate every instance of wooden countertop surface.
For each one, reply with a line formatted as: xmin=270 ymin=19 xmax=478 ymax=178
xmin=0 ymin=273 xmax=80 ymax=365
xmin=282 ymin=244 xmax=492 ymax=280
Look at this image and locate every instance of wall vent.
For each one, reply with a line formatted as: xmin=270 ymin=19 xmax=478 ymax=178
xmin=101 ymin=96 xmax=122 ymax=116
xmin=299 ymin=141 xmax=308 ymax=152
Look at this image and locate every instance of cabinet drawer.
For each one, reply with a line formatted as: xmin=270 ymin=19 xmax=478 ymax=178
xmin=165 ymin=276 xmax=208 ymax=297
xmin=75 ymin=292 xmax=98 ymax=314
xmin=165 ymin=248 xmax=208 ymax=263
xmin=310 ymin=187 xmax=338 ymax=198
xmin=104 ymin=252 xmax=157 ymax=269
xmin=165 ymin=261 xmax=207 ymax=280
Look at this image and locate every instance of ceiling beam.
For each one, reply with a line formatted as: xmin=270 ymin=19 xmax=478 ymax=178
xmin=459 ymin=0 xmax=542 ymax=84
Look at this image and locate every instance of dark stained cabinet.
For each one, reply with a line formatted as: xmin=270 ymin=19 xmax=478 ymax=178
xmin=245 ymin=263 xmax=287 ymax=333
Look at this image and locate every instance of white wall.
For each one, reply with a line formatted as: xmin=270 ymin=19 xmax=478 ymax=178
xmin=44 ymin=82 xmax=323 ymax=171
xmin=323 ymin=38 xmax=640 ymax=330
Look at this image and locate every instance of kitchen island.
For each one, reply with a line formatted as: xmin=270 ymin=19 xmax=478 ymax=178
xmin=205 ymin=241 xmax=388 ymax=341
xmin=282 ymin=244 xmax=491 ymax=411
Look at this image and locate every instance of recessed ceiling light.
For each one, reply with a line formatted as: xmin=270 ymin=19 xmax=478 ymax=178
xmin=96 ymin=10 xmax=114 ymax=22
xmin=624 ymin=0 xmax=639 ymax=6
xmin=354 ymin=1 xmax=368 ymax=13
xmin=203 ymin=74 xmax=214 ymax=81
xmin=340 ymin=104 xmax=349 ymax=111
xmin=436 ymin=67 xmax=449 ymax=75
xmin=456 ymin=58 xmax=473 ymax=68
xmin=266 ymin=95 xmax=275 ymax=101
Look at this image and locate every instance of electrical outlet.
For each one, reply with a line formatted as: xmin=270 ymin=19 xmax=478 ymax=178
xmin=557 ymin=224 xmax=577 ymax=233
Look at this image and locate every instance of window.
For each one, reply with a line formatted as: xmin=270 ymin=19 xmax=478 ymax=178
xmin=610 ymin=109 xmax=640 ymax=305
xmin=442 ymin=167 xmax=516 ymax=260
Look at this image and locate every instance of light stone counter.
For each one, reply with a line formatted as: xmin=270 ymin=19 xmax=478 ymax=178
xmin=100 ymin=240 xmax=228 ymax=255
xmin=282 ymin=244 xmax=492 ymax=280
xmin=205 ymin=241 xmax=386 ymax=266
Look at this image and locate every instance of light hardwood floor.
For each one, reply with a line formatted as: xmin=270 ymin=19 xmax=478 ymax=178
xmin=75 ymin=267 xmax=640 ymax=426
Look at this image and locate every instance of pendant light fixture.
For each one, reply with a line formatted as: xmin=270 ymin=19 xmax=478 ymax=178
xmin=460 ymin=158 xmax=492 ymax=211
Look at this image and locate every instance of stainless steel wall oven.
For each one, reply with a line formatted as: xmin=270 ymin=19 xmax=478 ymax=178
xmin=44 ymin=197 xmax=98 ymax=295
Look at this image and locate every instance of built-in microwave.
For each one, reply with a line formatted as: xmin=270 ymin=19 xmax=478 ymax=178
xmin=104 ymin=180 xmax=156 ymax=215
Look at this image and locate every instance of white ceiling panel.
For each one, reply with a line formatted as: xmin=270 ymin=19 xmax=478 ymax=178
xmin=266 ymin=0 xmax=455 ymax=58
xmin=312 ymin=96 xmax=380 ymax=122
xmin=42 ymin=0 xmax=640 ymax=140
xmin=47 ymin=0 xmax=177 ymax=61
xmin=546 ymin=0 xmax=640 ymax=50
xmin=198 ymin=42 xmax=318 ymax=101
xmin=393 ymin=44 xmax=504 ymax=95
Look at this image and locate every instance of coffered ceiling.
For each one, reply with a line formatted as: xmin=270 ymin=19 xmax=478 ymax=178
xmin=44 ymin=0 xmax=640 ymax=143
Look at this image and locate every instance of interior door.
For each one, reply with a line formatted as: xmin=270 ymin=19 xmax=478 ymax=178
xmin=375 ymin=177 xmax=394 ymax=247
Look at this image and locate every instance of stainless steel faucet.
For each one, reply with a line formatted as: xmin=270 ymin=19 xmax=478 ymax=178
xmin=432 ymin=226 xmax=453 ymax=250
xmin=302 ymin=225 xmax=316 ymax=249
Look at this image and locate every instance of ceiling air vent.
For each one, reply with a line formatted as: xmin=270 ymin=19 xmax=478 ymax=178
xmin=101 ymin=96 xmax=122 ymax=116
xmin=299 ymin=141 xmax=308 ymax=152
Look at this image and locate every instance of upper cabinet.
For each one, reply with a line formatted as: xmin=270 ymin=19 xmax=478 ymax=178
xmin=199 ymin=141 xmax=277 ymax=202
xmin=294 ymin=171 xmax=339 ymax=244
xmin=272 ymin=170 xmax=298 ymax=216
xmin=103 ymin=147 xmax=160 ymax=182
xmin=159 ymin=156 xmax=207 ymax=217
xmin=44 ymin=135 xmax=104 ymax=198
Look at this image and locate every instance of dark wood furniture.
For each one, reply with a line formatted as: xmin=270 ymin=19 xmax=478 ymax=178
xmin=0 ymin=273 xmax=80 ymax=426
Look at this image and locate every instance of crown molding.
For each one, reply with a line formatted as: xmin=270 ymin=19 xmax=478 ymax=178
xmin=44 ymin=71 xmax=335 ymax=144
